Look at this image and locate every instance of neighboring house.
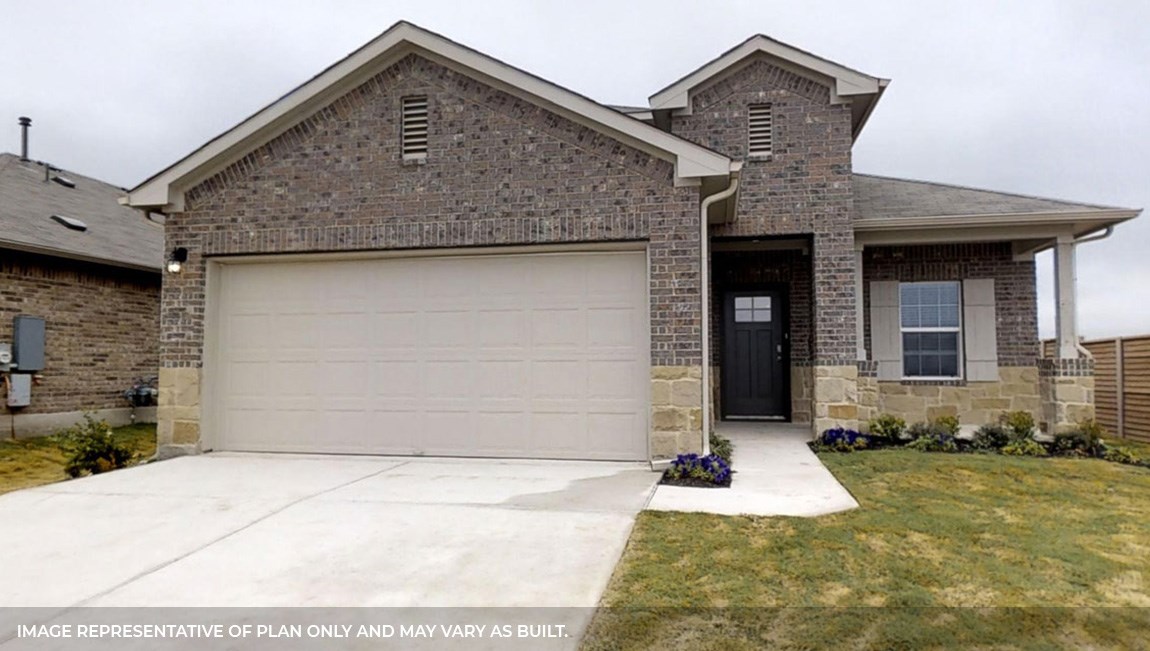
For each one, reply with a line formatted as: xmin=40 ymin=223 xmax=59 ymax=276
xmin=0 ymin=143 xmax=162 ymax=436
xmin=123 ymin=22 xmax=1140 ymax=461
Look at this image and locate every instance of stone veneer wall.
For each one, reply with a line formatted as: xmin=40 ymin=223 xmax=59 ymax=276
xmin=157 ymin=53 xmax=703 ymax=456
xmin=651 ymin=366 xmax=704 ymax=458
xmin=857 ymin=361 xmax=879 ymax=425
xmin=1039 ymin=358 xmax=1095 ymax=435
xmin=791 ymin=365 xmax=813 ymax=425
xmin=872 ymin=367 xmax=1041 ymax=428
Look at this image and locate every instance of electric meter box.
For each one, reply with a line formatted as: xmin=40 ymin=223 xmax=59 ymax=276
xmin=13 ymin=316 xmax=45 ymax=372
xmin=7 ymin=373 xmax=31 ymax=408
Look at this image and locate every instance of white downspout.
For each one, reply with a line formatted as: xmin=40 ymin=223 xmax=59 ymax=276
xmin=699 ymin=177 xmax=739 ymax=455
xmin=1069 ymin=225 xmax=1114 ymax=360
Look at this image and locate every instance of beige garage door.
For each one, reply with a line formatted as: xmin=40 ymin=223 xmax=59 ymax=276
xmin=209 ymin=250 xmax=649 ymax=460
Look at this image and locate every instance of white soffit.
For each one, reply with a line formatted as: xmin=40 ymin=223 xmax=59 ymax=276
xmin=125 ymin=21 xmax=733 ymax=211
xmin=649 ymin=34 xmax=886 ymax=112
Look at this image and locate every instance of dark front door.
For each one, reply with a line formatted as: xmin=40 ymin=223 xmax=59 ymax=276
xmin=722 ymin=290 xmax=788 ymax=419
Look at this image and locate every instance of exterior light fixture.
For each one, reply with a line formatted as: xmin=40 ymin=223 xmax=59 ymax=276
xmin=167 ymin=247 xmax=188 ymax=274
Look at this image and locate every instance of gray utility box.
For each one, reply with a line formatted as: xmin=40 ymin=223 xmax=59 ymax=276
xmin=7 ymin=373 xmax=31 ymax=408
xmin=13 ymin=315 xmax=45 ymax=372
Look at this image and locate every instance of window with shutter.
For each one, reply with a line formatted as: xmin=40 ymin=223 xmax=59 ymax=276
xmin=870 ymin=279 xmax=999 ymax=383
xmin=748 ymin=104 xmax=772 ymax=157
xmin=401 ymin=96 xmax=428 ymax=159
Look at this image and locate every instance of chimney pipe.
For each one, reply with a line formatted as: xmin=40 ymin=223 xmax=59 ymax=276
xmin=18 ymin=117 xmax=31 ymax=161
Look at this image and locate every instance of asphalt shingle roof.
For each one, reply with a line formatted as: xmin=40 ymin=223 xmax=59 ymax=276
xmin=853 ymin=173 xmax=1126 ymax=220
xmin=0 ymin=153 xmax=162 ymax=271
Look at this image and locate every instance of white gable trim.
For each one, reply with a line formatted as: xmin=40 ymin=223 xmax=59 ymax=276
xmin=649 ymin=35 xmax=886 ymax=112
xmin=124 ymin=21 xmax=732 ymax=211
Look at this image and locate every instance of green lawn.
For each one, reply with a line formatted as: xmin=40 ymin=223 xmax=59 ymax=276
xmin=0 ymin=423 xmax=156 ymax=495
xmin=583 ymin=446 xmax=1150 ymax=650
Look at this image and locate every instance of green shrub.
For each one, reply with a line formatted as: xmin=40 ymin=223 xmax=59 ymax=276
xmin=1001 ymin=438 xmax=1048 ymax=457
xmin=932 ymin=415 xmax=960 ymax=437
xmin=971 ymin=423 xmax=1010 ymax=451
xmin=905 ymin=433 xmax=958 ymax=453
xmin=1052 ymin=420 xmax=1107 ymax=457
xmin=1101 ymin=445 xmax=1142 ymax=466
xmin=59 ymin=414 xmax=135 ymax=478
xmin=1000 ymin=410 xmax=1037 ymax=442
xmin=866 ymin=414 xmax=907 ymax=440
xmin=906 ymin=416 xmax=959 ymax=442
xmin=709 ymin=431 xmax=733 ymax=464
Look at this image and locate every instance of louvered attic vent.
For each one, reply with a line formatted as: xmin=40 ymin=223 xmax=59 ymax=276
xmin=748 ymin=104 xmax=772 ymax=157
xmin=401 ymin=96 xmax=429 ymax=159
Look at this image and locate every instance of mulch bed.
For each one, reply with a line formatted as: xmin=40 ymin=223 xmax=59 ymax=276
xmin=659 ymin=473 xmax=732 ymax=489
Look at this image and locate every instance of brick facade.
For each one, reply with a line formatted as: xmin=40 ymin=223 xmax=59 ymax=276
xmin=0 ymin=250 xmax=160 ymax=427
xmin=167 ymin=53 xmax=700 ymax=368
xmin=159 ymin=53 xmax=704 ymax=455
xmin=673 ymin=57 xmax=858 ymax=365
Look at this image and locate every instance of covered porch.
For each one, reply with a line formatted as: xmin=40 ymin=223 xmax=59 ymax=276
xmin=705 ymin=174 xmax=1139 ymax=438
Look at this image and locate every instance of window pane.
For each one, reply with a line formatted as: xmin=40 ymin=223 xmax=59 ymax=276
xmin=920 ymin=284 xmax=940 ymax=306
xmin=921 ymin=354 xmax=941 ymax=377
xmin=753 ymin=296 xmax=772 ymax=308
xmin=940 ymin=353 xmax=959 ymax=377
xmin=919 ymin=304 xmax=941 ymax=328
xmin=901 ymin=284 xmax=920 ymax=307
xmin=920 ymin=332 xmax=940 ymax=352
xmin=901 ymin=305 xmax=919 ymax=328
xmin=939 ymin=332 xmax=959 ymax=352
xmin=735 ymin=309 xmax=752 ymax=322
xmin=903 ymin=332 xmax=921 ymax=354
xmin=940 ymin=304 xmax=960 ymax=328
xmin=940 ymin=283 xmax=960 ymax=304
xmin=753 ymin=309 xmax=771 ymax=322
xmin=903 ymin=353 xmax=920 ymax=377
xmin=735 ymin=297 xmax=752 ymax=309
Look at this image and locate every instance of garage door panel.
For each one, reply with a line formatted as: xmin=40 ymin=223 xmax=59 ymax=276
xmin=213 ymin=251 xmax=648 ymax=460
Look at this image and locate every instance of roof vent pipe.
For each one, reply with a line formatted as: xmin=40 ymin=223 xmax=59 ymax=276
xmin=18 ymin=117 xmax=31 ymax=161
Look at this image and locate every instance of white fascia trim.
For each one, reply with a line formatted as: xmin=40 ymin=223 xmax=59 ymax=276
xmin=854 ymin=209 xmax=1140 ymax=232
xmin=649 ymin=35 xmax=883 ymax=111
xmin=125 ymin=21 xmax=731 ymax=211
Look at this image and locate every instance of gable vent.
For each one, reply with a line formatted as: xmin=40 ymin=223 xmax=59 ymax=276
xmin=748 ymin=104 xmax=772 ymax=157
xmin=401 ymin=96 xmax=429 ymax=158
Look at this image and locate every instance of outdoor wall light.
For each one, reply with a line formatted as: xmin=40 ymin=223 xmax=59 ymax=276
xmin=167 ymin=247 xmax=188 ymax=274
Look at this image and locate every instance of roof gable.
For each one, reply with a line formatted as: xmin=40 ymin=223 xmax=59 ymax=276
xmin=648 ymin=34 xmax=888 ymax=139
xmin=126 ymin=21 xmax=733 ymax=211
xmin=0 ymin=153 xmax=162 ymax=271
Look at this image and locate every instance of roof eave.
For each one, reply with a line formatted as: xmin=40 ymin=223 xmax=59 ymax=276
xmin=854 ymin=208 xmax=1141 ymax=247
xmin=0 ymin=241 xmax=162 ymax=274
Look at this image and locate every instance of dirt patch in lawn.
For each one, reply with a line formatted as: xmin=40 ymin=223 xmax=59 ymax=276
xmin=583 ymin=449 xmax=1150 ymax=650
xmin=0 ymin=423 xmax=156 ymax=495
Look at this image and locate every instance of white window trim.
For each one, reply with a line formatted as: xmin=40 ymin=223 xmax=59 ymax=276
xmin=899 ymin=281 xmax=964 ymax=381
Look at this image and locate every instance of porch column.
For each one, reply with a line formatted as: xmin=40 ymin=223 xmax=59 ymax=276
xmin=855 ymin=245 xmax=866 ymax=361
xmin=1054 ymin=234 xmax=1079 ymax=359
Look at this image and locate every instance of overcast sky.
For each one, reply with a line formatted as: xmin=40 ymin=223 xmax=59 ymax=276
xmin=4 ymin=0 xmax=1147 ymax=339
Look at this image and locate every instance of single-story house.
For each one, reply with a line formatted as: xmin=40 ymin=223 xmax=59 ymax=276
xmin=1 ymin=127 xmax=162 ymax=436
xmin=122 ymin=22 xmax=1140 ymax=461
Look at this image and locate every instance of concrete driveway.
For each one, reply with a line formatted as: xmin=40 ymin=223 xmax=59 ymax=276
xmin=0 ymin=453 xmax=659 ymax=609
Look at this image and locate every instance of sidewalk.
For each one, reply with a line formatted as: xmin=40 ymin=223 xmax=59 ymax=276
xmin=645 ymin=422 xmax=859 ymax=517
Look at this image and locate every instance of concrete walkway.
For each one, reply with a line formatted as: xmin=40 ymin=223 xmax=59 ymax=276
xmin=646 ymin=422 xmax=859 ymax=517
